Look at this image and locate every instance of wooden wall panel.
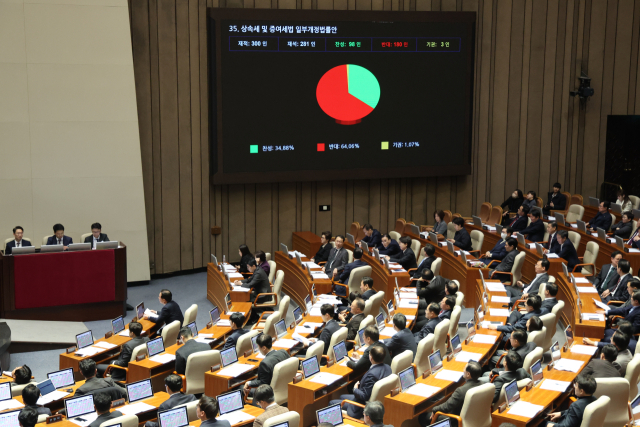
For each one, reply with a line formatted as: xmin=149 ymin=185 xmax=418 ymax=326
xmin=129 ymin=0 xmax=640 ymax=273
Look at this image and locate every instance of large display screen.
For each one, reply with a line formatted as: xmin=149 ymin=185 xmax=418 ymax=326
xmin=209 ymin=9 xmax=475 ymax=184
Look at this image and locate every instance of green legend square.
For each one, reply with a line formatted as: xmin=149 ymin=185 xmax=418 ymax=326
xmin=250 ymin=145 xmax=259 ymax=154
xmin=381 ymin=141 xmax=389 ymax=150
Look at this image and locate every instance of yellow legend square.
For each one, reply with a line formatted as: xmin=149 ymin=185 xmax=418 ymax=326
xmin=381 ymin=141 xmax=389 ymax=150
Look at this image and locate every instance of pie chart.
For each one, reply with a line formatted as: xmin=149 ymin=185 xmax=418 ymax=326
xmin=316 ymin=64 xmax=380 ymax=125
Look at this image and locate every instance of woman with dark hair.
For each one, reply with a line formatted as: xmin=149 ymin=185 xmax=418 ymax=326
xmin=501 ymin=189 xmax=524 ymax=225
xmin=423 ymin=210 xmax=447 ymax=236
xmin=237 ymin=244 xmax=253 ymax=274
xmin=617 ymin=190 xmax=633 ymax=212
xmin=523 ymin=191 xmax=538 ymax=211
xmin=255 ymin=250 xmax=270 ymax=276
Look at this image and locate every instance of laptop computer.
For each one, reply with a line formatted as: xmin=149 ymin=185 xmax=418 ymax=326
xmin=450 ymin=334 xmax=462 ymax=354
xmin=554 ymin=213 xmax=565 ymax=225
xmin=375 ymin=313 xmax=385 ymax=331
xmin=589 ymin=197 xmax=599 ymax=207
xmin=217 ymin=390 xmax=245 ymax=417
xmin=64 ymin=394 xmax=96 ymax=422
xmin=530 ymin=359 xmax=543 ymax=386
xmin=504 ymin=379 xmax=521 ymax=407
xmin=186 ymin=321 xmax=198 ymax=338
xmin=274 ymin=319 xmax=287 ymax=339
xmin=280 ymin=243 xmax=289 ymax=254
xmin=561 ymin=262 xmax=569 ymax=278
xmin=535 ymin=243 xmax=545 ymax=257
xmin=460 ymin=251 xmax=467 ymax=264
xmin=332 ymin=341 xmax=349 ymax=363
xmin=68 ymin=243 xmax=91 ymax=252
xmin=0 ymin=410 xmax=21 ymax=427
xmin=269 ymin=422 xmax=289 ymax=427
xmin=76 ymin=331 xmax=94 ymax=350
xmin=10 ymin=246 xmax=35 ymax=255
xmin=317 ymin=403 xmax=348 ymax=427
xmin=495 ymin=224 xmax=503 ymax=235
xmin=295 ymin=252 xmax=303 ymax=268
xmin=36 ymin=378 xmax=56 ymax=398
xmin=211 ymin=254 xmax=218 ymax=266
xmin=373 ymin=248 xmax=380 ymax=261
xmin=251 ymin=335 xmax=260 ymax=354
xmin=446 ymin=241 xmax=455 ymax=255
xmin=360 ymin=240 xmax=369 ymax=253
xmin=304 ymin=294 xmax=312 ymax=313
xmin=551 ymin=341 xmax=561 ymax=362
xmin=596 ymin=227 xmax=607 ymax=241
xmin=611 ymin=203 xmax=622 ymax=214
xmin=210 ymin=307 xmax=220 ymax=325
xmin=357 ymin=328 xmax=366 ymax=347
xmin=564 ymin=325 xmax=573 ymax=348
xmin=429 ymin=350 xmax=443 ymax=373
xmin=472 ymin=216 xmax=483 ymax=228
xmin=136 ymin=302 xmax=145 ymax=320
xmin=516 ymin=233 xmax=526 ymax=246
xmin=47 ymin=368 xmax=75 ymax=389
xmin=301 ymin=356 xmax=321 ymax=379
xmin=126 ymin=378 xmax=153 ymax=403
xmin=476 ymin=305 xmax=484 ymax=322
xmin=615 ymin=236 xmax=626 ymax=250
xmin=112 ymin=316 xmax=125 ymax=335
xmin=96 ymin=241 xmax=118 ymax=250
xmin=429 ymin=232 xmax=439 ymax=246
xmin=225 ymin=293 xmax=232 ymax=311
xmin=293 ymin=307 xmax=303 ymax=325
xmin=158 ymin=406 xmax=189 ymax=427
xmin=345 ymin=234 xmax=355 ymax=245
xmin=576 ymin=220 xmax=587 ymax=232
xmin=408 ymin=224 xmax=420 ymax=236
xmin=221 ymin=347 xmax=239 ymax=367
xmin=466 ymin=321 xmax=476 ymax=341
xmin=40 ymin=245 xmax=64 ymax=253
xmin=146 ymin=336 xmax=165 ymax=358
xmin=398 ymin=366 xmax=417 ymax=392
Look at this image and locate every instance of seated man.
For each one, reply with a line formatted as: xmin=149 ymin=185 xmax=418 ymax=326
xmin=506 ymin=205 xmax=529 ymax=233
xmin=416 ymin=269 xmax=447 ymax=306
xmin=88 ymin=393 xmax=122 ymax=427
xmin=223 ymin=313 xmax=247 ymax=351
xmin=338 ymin=298 xmax=365 ymax=349
xmin=357 ymin=277 xmax=377 ymax=301
xmin=384 ymin=313 xmax=417 ymax=359
xmin=75 ymin=359 xmax=125 ymax=397
xmin=604 ymin=290 xmax=640 ymax=338
xmin=252 ymin=385 xmax=289 ymax=427
xmin=479 ymin=227 xmax=514 ymax=265
xmin=12 ymin=365 xmax=32 ymax=385
xmin=540 ymin=282 xmax=559 ymax=314
xmin=509 ymin=258 xmax=550 ymax=303
xmin=486 ymin=295 xmax=543 ymax=336
xmin=546 ymin=374 xmax=597 ymax=427
xmin=448 ymin=217 xmax=472 ymax=251
xmin=492 ymin=351 xmax=530 ymax=404
xmin=612 ymin=331 xmax=633 ymax=375
xmin=197 ymin=396 xmax=231 ymax=427
xmin=325 ymin=235 xmax=349 ymax=279
xmin=543 ymin=182 xmax=567 ymax=216
xmin=298 ymin=304 xmax=340 ymax=356
xmin=98 ymin=321 xmax=148 ymax=380
xmin=243 ymin=334 xmax=289 ymax=396
xmin=5 ymin=226 xmax=32 ymax=255
xmin=363 ymin=402 xmax=387 ymax=427
xmin=585 ymin=320 xmax=637 ymax=355
xmin=84 ymin=222 xmax=109 ymax=249
xmin=601 ymin=259 xmax=632 ymax=304
xmin=310 ymin=231 xmax=332 ymax=264
xmin=581 ymin=344 xmax=621 ymax=379
xmin=611 ymin=279 xmax=640 ymax=309
xmin=438 ymin=296 xmax=455 ymax=320
xmin=234 ymin=260 xmax=270 ymax=305
xmin=543 ymin=222 xmax=561 ymax=253
xmin=378 ymin=234 xmax=401 ymax=257
xmin=18 ymin=407 xmax=38 ymax=427
xmin=46 ymin=223 xmax=72 ymax=248
xmin=412 ymin=244 xmax=437 ymax=278
xmin=330 ymin=346 xmax=392 ymax=419
xmin=593 ymin=251 xmax=622 ymax=293
xmin=20 ymin=384 xmax=51 ymax=416
xmin=446 ymin=280 xmax=459 ymax=298
xmin=484 ymin=329 xmax=535 ymax=378
xmin=359 ymin=224 xmax=381 ymax=249
xmin=347 ymin=326 xmax=392 ymax=376
xmin=413 ymin=303 xmax=442 ymax=344
xmin=143 ymin=289 xmax=184 ymax=326
xmin=489 ymin=238 xmax=518 ymax=283
xmin=386 ymin=236 xmax=417 ymax=270
xmin=586 ymin=201 xmax=612 ymax=233
xmin=629 ymin=226 xmax=640 ymax=249
xmin=520 ymin=209 xmax=545 ymax=242
xmin=550 ymin=230 xmax=581 ymax=272
xmin=611 ymin=211 xmax=634 ymax=239
xmin=338 ymin=248 xmax=367 ymax=288
xmin=145 ymin=375 xmax=196 ymax=427
xmin=175 ymin=326 xmax=211 ymax=375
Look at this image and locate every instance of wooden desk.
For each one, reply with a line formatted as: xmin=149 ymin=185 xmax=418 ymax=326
xmin=583 ymin=204 xmax=622 ymax=224
xmin=207 ymin=264 xmax=254 ymax=306
xmin=293 ymin=232 xmax=323 ymax=261
xmin=187 ymin=406 xmax=265 ymax=427
xmin=556 ymin=273 xmax=606 ymax=339
xmin=275 ymin=250 xmax=332 ymax=310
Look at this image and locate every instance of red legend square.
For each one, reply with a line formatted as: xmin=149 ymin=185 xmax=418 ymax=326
xmin=317 ymin=143 xmax=325 ymax=152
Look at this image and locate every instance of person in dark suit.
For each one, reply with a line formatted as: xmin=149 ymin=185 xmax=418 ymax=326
xmin=488 ymin=295 xmax=543 ymax=336
xmin=581 ymin=344 xmax=621 ymax=379
xmin=5 ymin=226 xmax=32 ymax=255
xmin=543 ymin=182 xmax=567 ymax=216
xmin=346 ymin=326 xmax=392 ymax=376
xmin=325 ymin=236 xmax=349 ymax=279
xmin=75 ymin=359 xmax=125 ymax=397
xmin=540 ymin=283 xmax=559 ymax=314
xmin=438 ymin=296 xmax=455 ymax=320
xmin=20 ymin=384 xmax=51 ymax=416
xmin=615 ymin=279 xmax=640 ymax=309
xmin=420 ymin=362 xmax=483 ymax=427
xmin=378 ymin=234 xmax=400 ymax=257
xmin=522 ymin=191 xmax=538 ymax=211
xmin=448 ymin=217 xmax=472 ymax=251
xmin=237 ymin=244 xmax=254 ymax=274
xmin=586 ymin=320 xmax=638 ymax=355
xmin=412 ymin=244 xmax=437 ymax=278
xmin=586 ymin=201 xmax=613 ymax=232
xmin=492 ymin=352 xmax=530 ymax=404
xmin=416 ymin=269 xmax=447 ymax=306
xmin=545 ymin=374 xmax=597 ymax=427
xmin=46 ymin=223 xmax=72 ymax=248
xmin=592 ymin=251 xmax=623 ymax=293
xmin=17 ymin=407 xmax=38 ymax=427
xmin=145 ymin=375 xmax=197 ymax=427
xmin=363 ymin=401 xmax=393 ymax=427
xmin=490 ymin=238 xmax=518 ymax=283
xmin=244 ymin=334 xmax=289 ymax=395
xmin=509 ymin=258 xmax=550 ymax=303
xmin=310 ymin=231 xmax=332 ymax=264
xmin=520 ymin=210 xmax=545 ymax=242
xmin=98 ymin=321 xmax=148 ymax=380
xmin=604 ymin=290 xmax=640 ymax=337
xmin=339 ymin=248 xmax=368 ymax=286
xmin=506 ymin=205 xmax=529 ymax=232
xmin=431 ymin=209 xmax=448 ymax=236
xmin=611 ymin=211 xmax=635 ymax=239
xmin=338 ymin=298 xmax=365 ymax=347
xmin=175 ymin=326 xmax=211 ymax=375
xmin=223 ymin=313 xmax=247 ymax=351
xmin=143 ymin=289 xmax=184 ymax=326
xmin=84 ymin=222 xmax=109 ymax=249
xmin=413 ymin=303 xmax=442 ymax=343
xmin=544 ymin=222 xmax=561 ymax=253
xmin=299 ymin=304 xmax=340 ymax=355
xmin=359 ymin=224 xmax=382 ymax=249
xmin=386 ymin=236 xmax=417 ymax=270
xmin=87 ymin=393 xmax=122 ymax=427
xmin=197 ymin=396 xmax=232 ymax=427
xmin=600 ymin=259 xmax=632 ymax=304
xmin=479 ymin=227 xmax=514 ymax=265
xmin=255 ymin=250 xmax=270 ymax=277
xmin=501 ymin=190 xmax=525 ymax=223
xmin=235 ymin=260 xmax=270 ymax=305
xmin=330 ymin=346 xmax=392 ymax=419
xmin=357 ymin=276 xmax=377 ymax=302
xmin=384 ymin=313 xmax=417 ymax=359
xmin=552 ymin=230 xmax=581 ymax=272
xmin=486 ymin=330 xmax=536 ymax=376
xmin=612 ymin=332 xmax=633 ymax=375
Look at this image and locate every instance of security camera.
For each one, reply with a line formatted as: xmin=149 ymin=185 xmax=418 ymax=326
xmin=569 ymin=72 xmax=594 ymax=100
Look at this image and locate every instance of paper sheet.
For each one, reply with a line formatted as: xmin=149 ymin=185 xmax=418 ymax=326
xmin=75 ymin=346 xmax=102 ymax=357
xmin=274 ymin=339 xmax=300 ymax=349
xmin=400 ymin=294 xmax=419 ymax=300
xmin=194 ymin=336 xmax=215 ymax=344
xmin=292 ymin=332 xmax=311 ymax=347
xmin=68 ymin=412 xmax=98 ymax=427
xmin=149 ymin=353 xmax=176 ymax=364
xmin=405 ymin=315 xmax=416 ymax=320
xmin=399 ymin=301 xmax=419 ymax=308
xmin=295 ymin=326 xmax=316 ymax=334
xmin=216 ymin=319 xmax=232 ymax=327
xmin=470 ymin=334 xmax=498 ymax=344
xmin=574 ymin=277 xmax=590 ymax=283
xmin=118 ymin=402 xmax=156 ymax=415
xmin=309 ymin=372 xmax=343 ymax=385
xmin=379 ymin=327 xmax=397 ymax=337
xmin=302 ymin=322 xmax=324 ymax=329
xmin=0 ymin=399 xmax=24 ymax=411
xmin=629 ymin=248 xmax=640 ymax=253
xmin=528 ymin=243 xmax=537 ymax=249
xmin=93 ymin=341 xmax=117 ymax=350
xmin=569 ymin=345 xmax=598 ymax=356
xmin=582 ymin=313 xmax=605 ymax=322
xmin=310 ymin=308 xmax=323 ymax=316
xmin=540 ymin=379 xmax=571 ymax=392
xmin=218 ymin=363 xmax=255 ymax=377
xmin=228 ymin=273 xmax=244 ymax=279
xmin=553 ymin=358 xmax=584 ymax=373
xmin=486 ymin=226 xmax=497 ymax=231
xmin=217 ymin=410 xmax=256 ymax=425
xmin=546 ymin=253 xmax=559 ymax=258
xmin=311 ymin=272 xmax=330 ymax=279
xmin=507 ymin=401 xmax=544 ymax=418
xmin=455 ymin=351 xmax=483 ymax=362
xmin=577 ymin=287 xmax=598 ymax=294
xmin=400 ymin=288 xmax=417 ymax=294
xmin=486 ymin=283 xmax=506 ymax=292
xmin=570 ymin=224 xmax=578 ymax=228
xmin=592 ymin=233 xmax=599 ymax=237
xmin=489 ymin=308 xmax=510 ymax=317
xmin=439 ymin=242 xmax=448 ymax=247
xmin=491 ymin=296 xmax=511 ymax=303
xmin=435 ymin=370 xmax=464 ymax=382
xmin=37 ymin=390 xmax=71 ymax=405
xmin=119 ymin=329 xmax=146 ymax=337
xmin=405 ymin=383 xmax=440 ymax=398
xmin=303 ymin=262 xmax=321 ymax=269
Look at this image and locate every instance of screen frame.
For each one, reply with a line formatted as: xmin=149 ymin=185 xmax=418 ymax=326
xmin=47 ymin=368 xmax=75 ymax=389
xmin=126 ymin=378 xmax=154 ymax=403
xmin=158 ymin=406 xmax=189 ymax=427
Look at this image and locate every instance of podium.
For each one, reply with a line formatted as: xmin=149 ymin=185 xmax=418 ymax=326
xmin=0 ymin=244 xmax=127 ymax=321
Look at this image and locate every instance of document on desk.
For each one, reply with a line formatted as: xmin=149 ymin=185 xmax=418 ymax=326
xmin=553 ymin=358 xmax=584 ymax=373
xmin=310 ymin=307 xmax=323 ymax=316
xmin=218 ymin=363 xmax=255 ymax=377
xmin=119 ymin=329 xmax=146 ymax=337
xmin=119 ymin=402 xmax=156 ymax=415
xmin=217 ymin=410 xmax=255 ymax=425
xmin=577 ymin=287 xmax=597 ymax=293
xmin=570 ymin=224 xmax=578 ymax=228
xmin=435 ymin=370 xmax=463 ymax=382
xmin=310 ymin=372 xmax=343 ymax=385
xmin=295 ymin=326 xmax=316 ymax=334
xmin=471 ymin=334 xmax=498 ymax=344
xmin=231 ymin=286 xmax=250 ymax=292
xmin=592 ymin=299 xmax=610 ymax=312
xmin=574 ymin=277 xmax=590 ymax=283
xmin=303 ymin=262 xmax=321 ymax=269
xmin=144 ymin=309 xmax=158 ymax=321
xmin=491 ymin=296 xmax=511 ymax=303
xmin=405 ymin=383 xmax=440 ymax=398
xmin=439 ymin=242 xmax=448 ymax=247
xmin=93 ymin=341 xmax=117 ymax=350
xmin=228 ymin=273 xmax=244 ymax=279
xmin=37 ymin=390 xmax=71 ymax=405
xmin=582 ymin=313 xmax=605 ymax=322
xmin=217 ymin=319 xmax=232 ymax=326
xmin=311 ymin=272 xmax=330 ymax=279
xmin=292 ymin=332 xmax=311 ymax=347
xmin=545 ymin=253 xmax=559 ymax=258
xmin=489 ymin=308 xmax=510 ymax=317
xmin=528 ymin=243 xmax=536 ymax=249
xmin=569 ymin=345 xmax=598 ymax=356
xmin=149 ymin=353 xmax=176 ymax=364
xmin=274 ymin=339 xmax=300 ymax=349
xmin=0 ymin=399 xmax=23 ymax=411
xmin=405 ymin=315 xmax=415 ymax=320
xmin=399 ymin=300 xmax=419 ymax=309
xmin=302 ymin=322 xmax=324 ymax=329
xmin=630 ymin=249 xmax=640 ymax=253
xmin=540 ymin=379 xmax=571 ymax=392
xmin=399 ymin=294 xmax=418 ymax=300
xmin=194 ymin=336 xmax=215 ymax=344
xmin=68 ymin=412 xmax=98 ymax=427
xmin=379 ymin=327 xmax=397 ymax=337
xmin=486 ymin=283 xmax=506 ymax=292
xmin=507 ymin=401 xmax=544 ymax=418
xmin=455 ymin=351 xmax=483 ymax=363
xmin=223 ymin=265 xmax=237 ymax=271
xmin=74 ymin=346 xmax=102 ymax=357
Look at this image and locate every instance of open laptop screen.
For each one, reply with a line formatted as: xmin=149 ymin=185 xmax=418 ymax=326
xmin=316 ymin=404 xmax=343 ymax=426
xmin=302 ymin=356 xmax=320 ymax=378
xmin=221 ymin=347 xmax=238 ymax=367
xmin=450 ymin=334 xmax=461 ymax=353
xmin=147 ymin=337 xmax=165 ymax=358
xmin=375 ymin=313 xmax=385 ymax=330
xmin=293 ymin=307 xmax=302 ymax=323
xmin=217 ymin=390 xmax=244 ymax=415
xmin=0 ymin=410 xmax=20 ymax=427
xmin=358 ymin=328 xmax=366 ymax=346
xmin=429 ymin=350 xmax=442 ymax=372
xmin=112 ymin=316 xmax=125 ymax=335
xmin=399 ymin=367 xmax=416 ymax=391
xmin=65 ymin=395 xmax=95 ymax=419
xmin=304 ymin=295 xmax=312 ymax=312
xmin=136 ymin=302 xmax=145 ymax=320
xmin=274 ymin=319 xmax=287 ymax=338
xmin=531 ymin=359 xmax=543 ymax=384
xmin=48 ymin=368 xmax=74 ymax=389
xmin=126 ymin=379 xmax=153 ymax=403
xmin=37 ymin=379 xmax=56 ymax=396
xmin=0 ymin=383 xmax=11 ymax=401
xmin=187 ymin=322 xmax=198 ymax=338
xmin=332 ymin=341 xmax=347 ymax=363
xmin=210 ymin=307 xmax=220 ymax=325
xmin=158 ymin=406 xmax=189 ymax=427
xmin=427 ymin=419 xmax=451 ymax=427
xmin=76 ymin=331 xmax=94 ymax=349
xmin=251 ymin=335 xmax=260 ymax=354
xmin=505 ymin=379 xmax=519 ymax=406
xmin=466 ymin=321 xmax=476 ymax=338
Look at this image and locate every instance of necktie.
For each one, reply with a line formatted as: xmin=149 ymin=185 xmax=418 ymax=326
xmin=628 ymin=229 xmax=640 ymax=245
xmin=58 ymin=239 xmax=62 ymax=245
xmin=610 ymin=277 xmax=622 ymax=296
xmin=329 ymin=249 xmax=339 ymax=269
xmin=601 ymin=266 xmax=615 ymax=290
xmin=16 ymin=241 xmax=20 ymax=248
xmin=510 ymin=217 xmax=518 ymax=226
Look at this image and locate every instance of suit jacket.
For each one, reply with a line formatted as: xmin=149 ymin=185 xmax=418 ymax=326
xmin=555 ymin=240 xmax=580 ymax=272
xmin=522 ymin=199 xmax=537 ymax=211
xmin=581 ymin=359 xmax=621 ymax=378
xmin=611 ymin=221 xmax=633 ymax=239
xmin=501 ymin=196 xmax=524 ymax=214
xmin=413 ymin=256 xmax=436 ymax=279
xmin=607 ymin=274 xmax=631 ymax=303
xmin=417 ymin=276 xmax=447 ymax=306
xmin=608 ymin=304 xmax=640 ymax=334
xmin=498 ymin=309 xmax=542 ymax=334
xmin=378 ymin=239 xmax=400 ymax=257
xmin=593 ymin=263 xmax=620 ymax=292
xmin=153 ymin=300 xmax=184 ymax=327
xmin=384 ymin=328 xmax=417 ymax=359
xmin=492 ymin=368 xmax=530 ymax=403
xmin=325 ymin=248 xmax=349 ymax=276
xmin=346 ymin=341 xmax=392 ymax=375
xmin=340 ymin=259 xmax=368 ymax=283
xmin=541 ymin=298 xmax=558 ymax=315
xmin=390 ymin=248 xmax=418 ymax=270
xmin=175 ymin=339 xmax=212 ymax=374
xmin=453 ymin=229 xmax=473 ymax=251
xmin=241 ymin=266 xmax=271 ymax=304
xmin=223 ymin=328 xmax=248 ymax=351
xmin=84 ymin=233 xmax=109 ymax=248
xmin=414 ymin=317 xmax=442 ymax=342
xmin=360 ymin=289 xmax=377 ymax=301
xmin=433 ymin=221 xmax=448 ymax=236
xmin=545 ymin=232 xmax=561 ymax=253
xmin=253 ymin=404 xmax=289 ymax=427
xmin=520 ymin=220 xmax=545 ymax=242
xmin=111 ymin=336 xmax=149 ymax=381
xmin=554 ymin=396 xmax=597 ymax=427
xmin=313 ymin=244 xmax=332 ymax=264
xmin=487 ymin=240 xmax=508 ymax=261
xmin=46 ymin=235 xmax=73 ymax=246
xmin=246 ymin=349 xmax=289 ymax=388
xmin=201 ymin=418 xmax=231 ymax=427
xmin=238 ymin=254 xmax=254 ymax=273
xmin=523 ymin=273 xmax=549 ymax=297
xmin=5 ymin=239 xmax=33 ymax=255
xmin=89 ymin=410 xmax=122 ymax=427
xmin=344 ymin=313 xmax=365 ymax=341
xmin=317 ymin=320 xmax=341 ymax=354
xmin=432 ymin=380 xmax=482 ymax=416
xmin=493 ymin=250 xmax=518 ymax=273
xmin=546 ymin=192 xmax=567 ymax=211
xmin=616 ymin=349 xmax=633 ymax=375
xmin=508 ymin=215 xmax=528 ymax=232
xmin=362 ymin=230 xmax=382 ymax=248
xmin=21 ymin=404 xmax=51 ymax=416
xmin=587 ymin=212 xmax=612 ymax=232
xmin=75 ymin=377 xmax=125 ymax=397
xmin=352 ymin=363 xmax=393 ymax=407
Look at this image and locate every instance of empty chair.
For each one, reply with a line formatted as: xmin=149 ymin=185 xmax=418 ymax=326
xmin=261 ymin=311 xmax=281 ymax=337
xmin=414 ymin=334 xmax=435 ymax=376
xmin=277 ymin=296 xmax=290 ymax=323
xmin=551 ymin=300 xmax=564 ymax=318
xmin=540 ymin=313 xmax=557 ymax=352
xmin=431 ymin=258 xmax=442 ymax=277
xmin=433 ymin=319 xmax=450 ymax=356
xmin=575 ymin=241 xmax=599 ymax=276
xmin=389 ymin=231 xmax=401 ymax=242
xmin=568 ymin=230 xmax=581 ymax=250
xmin=487 ymin=206 xmax=503 ymax=226
xmin=362 ymin=298 xmax=374 ymax=317
xmin=350 ymin=222 xmax=360 ymax=239
xmin=100 ymin=414 xmax=139 ymax=427
xmin=161 ymin=320 xmax=181 ymax=346
xmin=183 ymin=350 xmax=221 ymax=394
xmin=270 ymin=357 xmax=299 ymax=405
xmin=624 ymin=353 xmax=640 ymax=398
xmin=448 ymin=306 xmax=462 ymax=342
xmin=454 ymin=290 xmax=464 ymax=307
xmin=523 ymin=347 xmax=543 ymax=372
xmin=182 ymin=304 xmax=198 ymax=327
xmin=527 ymin=327 xmax=546 ymax=348
xmin=325 ymin=327 xmax=348 ymax=363
xmin=395 ymin=218 xmax=406 ymax=234
xmin=566 ymin=204 xmax=585 ymax=223
xmin=630 ymin=195 xmax=640 ymax=210
xmin=390 ymin=350 xmax=413 ymax=375
xmin=580 ymin=396 xmax=610 ymax=427
xmin=432 ymin=382 xmax=494 ymax=427
xmin=593 ymin=378 xmax=629 ymax=427
xmin=236 ymin=329 xmax=261 ymax=356
xmin=469 ymin=230 xmax=484 ymax=257
xmin=479 ymin=202 xmax=492 ymax=223
xmin=263 ymin=412 xmax=300 ymax=427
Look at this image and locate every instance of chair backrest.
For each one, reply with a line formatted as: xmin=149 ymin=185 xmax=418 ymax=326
xmin=236 ymin=329 xmax=261 ymax=356
xmin=566 ymin=204 xmax=585 ymax=223
xmin=443 ymin=210 xmax=453 ymax=224
xmin=10 ymin=381 xmax=37 ymax=397
xmin=182 ymin=304 xmax=198 ymax=327
xmin=511 ymin=251 xmax=526 ymax=284
xmin=326 ymin=327 xmax=348 ymax=362
xmin=562 ymin=192 xmax=572 ymax=207
xmin=537 ymin=282 xmax=547 ymax=299
xmin=581 ymin=241 xmax=599 ymax=276
xmin=394 ymin=219 xmax=406 ymax=234
xmin=305 ymin=341 xmax=324 ymax=367
xmin=390 ymin=350 xmax=413 ymax=375
xmin=633 ymin=220 xmax=639 ymax=236
xmin=433 ymin=319 xmax=450 ymax=356
xmin=37 ymin=414 xmax=48 ymax=424
xmin=267 ymin=261 xmax=276 ymax=283
xmin=369 ymin=373 xmax=399 ymax=402
xmin=99 ymin=414 xmax=139 ymax=427
xmin=185 ymin=350 xmax=221 ymax=394
xmin=487 ymin=206 xmax=503 ymax=226
xmin=431 ymin=258 xmax=442 ymax=277
xmin=161 ymin=320 xmax=181 ymax=345
xmin=389 ymin=231 xmax=401 ymax=242
xmin=470 ymin=230 xmax=484 ymax=252
xmin=527 ymin=327 xmax=546 ymax=348
xmin=446 ymin=222 xmax=456 ymax=240
xmin=479 ymin=202 xmax=492 ymax=223
xmin=414 ymin=334 xmax=435 ymax=376
xmin=265 ymin=252 xmax=271 ymax=261
xmin=593 ymin=378 xmax=629 ymax=427
xmin=448 ymin=306 xmax=462 ymax=339
xmin=571 ymin=194 xmax=583 ymax=207
xmin=175 ymin=400 xmax=198 ymax=422
xmin=278 ymin=296 xmax=290 ymax=322
xmin=630 ymin=195 xmax=640 ymax=210
xmin=568 ymin=230 xmax=581 ymax=250
xmin=536 ymin=197 xmax=543 ymax=207
xmin=348 ymin=266 xmax=373 ymax=295
xmin=346 ymin=249 xmax=354 ymax=263
xmin=130 ymin=343 xmax=148 ymax=362
xmin=362 ymin=298 xmax=374 ymax=317
xmin=625 ymin=353 xmax=640 ymax=398
xmin=579 ymin=395 xmax=610 ymax=427
xmin=357 ymin=316 xmax=375 ymax=345
xmin=271 ymin=357 xmax=299 ymax=404
xmin=459 ymin=383 xmax=494 ymax=427
xmin=272 ymin=270 xmax=284 ymax=299
xmin=410 ymin=239 xmax=421 ymax=261
xmin=540 ymin=313 xmax=557 ymax=351
xmin=416 ymin=249 xmax=425 ymax=266
xmin=350 ymin=222 xmax=360 ymax=238
xmin=551 ymin=300 xmax=565 ymax=317
xmin=80 ymin=233 xmax=92 ymax=243
xmin=455 ymin=290 xmax=464 ymax=307
xmin=263 ymin=412 xmax=300 ymax=427
xmin=263 ymin=311 xmax=281 ymax=337
xmin=4 ymin=237 xmax=32 ymax=246
xmin=370 ymin=291 xmax=385 ymax=318
xmin=609 ymin=213 xmax=616 ymax=231
xmin=42 ymin=235 xmax=52 ymax=245
xmin=523 ymin=347 xmax=543 ymax=372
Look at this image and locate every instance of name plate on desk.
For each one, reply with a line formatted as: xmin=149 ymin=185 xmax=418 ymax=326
xmin=390 ymin=387 xmax=400 ymax=397
xmin=111 ymin=398 xmax=125 ymax=408
xmin=206 ymin=321 xmax=213 ymax=329
xmin=211 ymin=364 xmax=221 ymax=372
xmin=66 ymin=346 xmax=77 ymax=354
xmin=46 ymin=415 xmax=63 ymax=424
xmin=136 ymin=354 xmax=146 ymax=362
xmin=104 ymin=331 xmax=113 ymax=339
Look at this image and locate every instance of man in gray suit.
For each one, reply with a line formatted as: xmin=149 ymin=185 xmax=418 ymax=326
xmin=509 ymin=258 xmax=550 ymax=303
xmin=75 ymin=359 xmax=126 ymax=398
xmin=384 ymin=313 xmax=417 ymax=359
xmin=88 ymin=392 xmax=122 ymax=427
xmin=145 ymin=375 xmax=197 ymax=427
xmin=363 ymin=401 xmax=393 ymax=427
xmin=490 ymin=238 xmax=518 ymax=284
xmin=298 ymin=304 xmax=341 ymax=356
xmin=324 ymin=235 xmax=349 ymax=279
xmin=175 ymin=326 xmax=211 ymax=375
xmin=98 ymin=321 xmax=148 ymax=380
